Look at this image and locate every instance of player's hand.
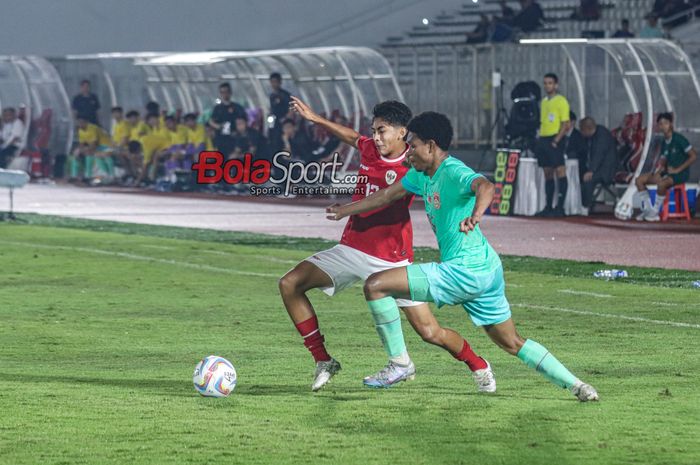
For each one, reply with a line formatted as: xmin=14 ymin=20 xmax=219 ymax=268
xmin=666 ymin=166 xmax=680 ymax=175
xmin=290 ymin=97 xmax=318 ymax=123
xmin=551 ymin=141 xmax=558 ymax=148
xmin=326 ymin=203 xmax=344 ymax=221
xmin=583 ymin=171 xmax=593 ymax=182
xmin=460 ymin=214 xmax=481 ymax=234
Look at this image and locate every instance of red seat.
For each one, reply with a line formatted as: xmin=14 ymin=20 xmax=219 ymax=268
xmin=661 ymin=184 xmax=691 ymax=222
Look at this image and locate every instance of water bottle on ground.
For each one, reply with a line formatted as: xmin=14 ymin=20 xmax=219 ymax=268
xmin=593 ymin=269 xmax=628 ymax=280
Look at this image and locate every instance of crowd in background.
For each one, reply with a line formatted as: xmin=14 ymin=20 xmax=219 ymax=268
xmin=58 ymin=74 xmax=354 ymax=190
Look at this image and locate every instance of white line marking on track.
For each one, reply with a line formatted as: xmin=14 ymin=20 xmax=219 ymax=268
xmin=514 ymin=303 xmax=700 ymax=329
xmin=0 ymin=240 xmax=278 ymax=278
xmin=558 ymin=289 xmax=612 ymax=298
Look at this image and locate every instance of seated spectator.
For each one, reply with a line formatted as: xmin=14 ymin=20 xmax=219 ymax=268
xmin=635 ymin=112 xmax=697 ymax=221
xmin=467 ymin=14 xmax=492 ymax=44
xmin=280 ymin=118 xmax=313 ymax=161
xmin=70 ymin=117 xmax=114 ymax=184
xmin=571 ymin=0 xmax=601 ymax=21
xmin=513 ymin=0 xmax=544 ymax=32
xmin=127 ymin=110 xmax=149 ymax=141
xmin=131 ymin=113 xmax=171 ymax=186
xmin=162 ymin=115 xmax=188 ymax=177
xmin=564 ymin=112 xmax=587 ymax=162
xmin=578 ymin=117 xmax=618 ymax=214
xmin=183 ymin=113 xmax=208 ymax=163
xmin=639 ymin=14 xmax=665 ymax=38
xmin=0 ymin=108 xmax=25 ymax=169
xmin=612 ymin=19 xmax=635 ymax=38
xmin=231 ymin=115 xmax=264 ymax=158
xmin=310 ymin=114 xmax=343 ymax=162
xmin=110 ymin=106 xmax=138 ymax=181
xmin=72 ymin=79 xmax=100 ymax=126
xmin=498 ymin=0 xmax=516 ymax=25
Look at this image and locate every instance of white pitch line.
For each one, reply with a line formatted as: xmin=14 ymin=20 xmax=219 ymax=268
xmin=651 ymin=301 xmax=680 ymax=307
xmin=514 ymin=303 xmax=700 ymax=329
xmin=199 ymin=249 xmax=298 ymax=264
xmin=558 ymin=289 xmax=612 ymax=298
xmin=0 ymin=240 xmax=278 ymax=278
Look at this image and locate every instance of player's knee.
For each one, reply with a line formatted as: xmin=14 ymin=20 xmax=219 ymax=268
xmin=363 ymin=273 xmax=386 ymax=300
xmin=278 ymin=271 xmax=302 ymax=297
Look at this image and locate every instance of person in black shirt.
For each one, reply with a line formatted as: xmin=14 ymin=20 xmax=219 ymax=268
xmin=612 ymin=19 xmax=635 ymax=37
xmin=232 ymin=115 xmax=264 ymax=157
xmin=208 ymin=82 xmax=247 ymax=157
xmin=564 ymin=112 xmax=587 ymax=163
xmin=72 ymin=79 xmax=100 ymax=125
xmin=579 ymin=117 xmax=618 ymax=210
xmin=513 ymin=0 xmax=544 ymax=32
xmin=280 ymin=119 xmax=313 ymax=162
xmin=268 ymin=73 xmax=291 ymax=154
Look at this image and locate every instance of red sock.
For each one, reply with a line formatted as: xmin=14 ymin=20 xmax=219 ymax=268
xmin=295 ymin=316 xmax=331 ymax=363
xmin=453 ymin=339 xmax=487 ymax=372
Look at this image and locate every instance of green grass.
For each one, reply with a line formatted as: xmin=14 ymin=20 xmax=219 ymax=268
xmin=0 ymin=218 xmax=698 ymax=465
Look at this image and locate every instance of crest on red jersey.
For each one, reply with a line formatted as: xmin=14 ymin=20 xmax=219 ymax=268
xmin=385 ymin=169 xmax=397 ymax=185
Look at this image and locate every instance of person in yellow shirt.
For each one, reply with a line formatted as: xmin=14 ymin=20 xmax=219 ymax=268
xmin=183 ymin=113 xmax=208 ymax=166
xmin=70 ymin=117 xmax=115 ymax=183
xmin=535 ymin=73 xmax=571 ymax=217
xmin=128 ymin=111 xmax=150 ymax=142
xmin=129 ymin=113 xmax=171 ymax=186
xmin=161 ymin=115 xmax=188 ymax=175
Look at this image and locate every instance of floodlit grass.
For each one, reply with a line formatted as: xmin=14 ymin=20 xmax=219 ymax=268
xmin=0 ymin=217 xmax=698 ymax=465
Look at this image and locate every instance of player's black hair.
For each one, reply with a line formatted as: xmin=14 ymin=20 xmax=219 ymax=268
xmin=145 ymin=101 xmax=160 ymax=117
xmin=544 ymin=72 xmax=559 ymax=83
xmin=269 ymin=72 xmax=282 ymax=81
xmin=80 ymin=79 xmax=90 ymax=86
xmin=111 ymin=106 xmax=123 ymax=113
xmin=128 ymin=140 xmax=142 ymax=155
xmin=126 ymin=110 xmax=139 ymax=118
xmin=570 ymin=110 xmax=577 ymax=121
xmin=219 ymin=82 xmax=231 ymax=91
xmin=234 ymin=114 xmax=248 ymax=122
xmin=657 ymin=112 xmax=673 ymax=123
xmin=407 ymin=111 xmax=453 ymax=151
xmin=372 ymin=100 xmax=412 ymax=129
xmin=183 ymin=112 xmax=197 ymax=121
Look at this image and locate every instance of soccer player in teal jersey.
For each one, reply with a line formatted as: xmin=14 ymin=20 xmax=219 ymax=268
xmin=327 ymin=111 xmax=599 ymax=401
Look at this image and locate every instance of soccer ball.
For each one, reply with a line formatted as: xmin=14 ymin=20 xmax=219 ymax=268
xmin=193 ymin=355 xmax=237 ymax=397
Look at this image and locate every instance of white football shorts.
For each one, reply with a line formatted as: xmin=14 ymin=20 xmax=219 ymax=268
xmin=305 ymin=244 xmax=422 ymax=307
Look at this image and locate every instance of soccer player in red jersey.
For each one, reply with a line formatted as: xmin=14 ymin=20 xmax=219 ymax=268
xmin=279 ymin=97 xmax=495 ymax=392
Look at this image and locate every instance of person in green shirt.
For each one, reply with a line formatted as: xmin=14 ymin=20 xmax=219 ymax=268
xmin=327 ymin=111 xmax=599 ymax=402
xmin=635 ymin=112 xmax=697 ymax=222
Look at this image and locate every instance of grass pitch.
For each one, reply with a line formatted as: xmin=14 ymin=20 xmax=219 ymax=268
xmin=0 ymin=216 xmax=698 ymax=465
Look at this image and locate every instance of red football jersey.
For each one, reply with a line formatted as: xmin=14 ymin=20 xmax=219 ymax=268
xmin=340 ymin=136 xmax=414 ymax=262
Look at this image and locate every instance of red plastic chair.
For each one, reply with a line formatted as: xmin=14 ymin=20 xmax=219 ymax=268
xmin=661 ymin=184 xmax=691 ymax=222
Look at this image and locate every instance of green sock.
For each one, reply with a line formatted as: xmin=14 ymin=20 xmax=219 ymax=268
xmin=103 ymin=156 xmax=115 ymax=176
xmin=367 ymin=297 xmax=407 ymax=359
xmin=96 ymin=157 xmax=115 ymax=177
xmin=85 ymin=156 xmax=95 ymax=179
xmin=517 ymin=339 xmax=578 ymax=389
xmin=70 ymin=157 xmax=80 ymax=178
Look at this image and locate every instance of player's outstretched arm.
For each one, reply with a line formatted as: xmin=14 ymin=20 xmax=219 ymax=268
xmin=460 ymin=177 xmax=495 ymax=234
xmin=327 ymin=182 xmax=409 ymax=220
xmin=290 ymin=96 xmax=361 ymax=148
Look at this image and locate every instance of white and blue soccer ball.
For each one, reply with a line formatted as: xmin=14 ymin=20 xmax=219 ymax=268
xmin=193 ymin=355 xmax=237 ymax=397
